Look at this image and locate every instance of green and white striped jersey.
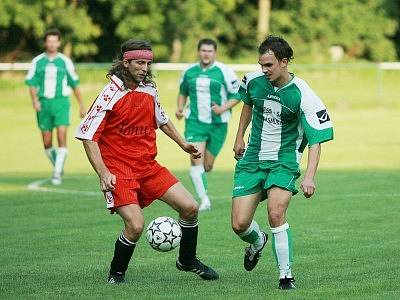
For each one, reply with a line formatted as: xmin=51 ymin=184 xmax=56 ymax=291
xmin=25 ymin=53 xmax=79 ymax=100
xmin=179 ymin=61 xmax=240 ymax=124
xmin=240 ymin=72 xmax=333 ymax=164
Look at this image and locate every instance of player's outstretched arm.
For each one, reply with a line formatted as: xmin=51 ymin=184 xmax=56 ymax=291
xmin=82 ymin=139 xmax=116 ymax=192
xmin=159 ymin=120 xmax=201 ymax=159
xmin=300 ymin=143 xmax=321 ymax=198
xmin=233 ymin=103 xmax=252 ymax=160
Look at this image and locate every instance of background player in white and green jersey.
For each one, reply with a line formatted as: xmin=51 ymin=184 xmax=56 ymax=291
xmin=176 ymin=38 xmax=240 ymax=211
xmin=231 ymin=35 xmax=333 ymax=290
xmin=25 ymin=29 xmax=85 ymax=185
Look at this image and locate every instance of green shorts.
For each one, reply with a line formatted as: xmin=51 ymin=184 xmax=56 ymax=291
xmin=37 ymin=97 xmax=70 ymax=131
xmin=232 ymin=159 xmax=301 ymax=200
xmin=184 ymin=119 xmax=227 ymax=157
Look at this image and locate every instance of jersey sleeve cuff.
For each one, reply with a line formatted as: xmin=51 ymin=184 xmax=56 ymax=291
xmin=307 ymin=129 xmax=334 ymax=146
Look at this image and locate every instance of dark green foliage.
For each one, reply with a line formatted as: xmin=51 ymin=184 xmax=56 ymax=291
xmin=0 ymin=0 xmax=398 ymax=62
xmin=0 ymin=0 xmax=100 ymax=60
xmin=270 ymin=0 xmax=398 ymax=62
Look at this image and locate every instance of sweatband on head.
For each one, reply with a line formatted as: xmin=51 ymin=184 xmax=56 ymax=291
xmin=123 ymin=50 xmax=153 ymax=61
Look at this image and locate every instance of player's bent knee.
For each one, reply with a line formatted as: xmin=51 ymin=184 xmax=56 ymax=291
xmin=231 ymin=218 xmax=251 ymax=234
xmin=268 ymin=210 xmax=284 ymax=225
xmin=125 ymin=219 xmax=144 ymax=237
xmin=180 ymin=201 xmax=199 ymax=220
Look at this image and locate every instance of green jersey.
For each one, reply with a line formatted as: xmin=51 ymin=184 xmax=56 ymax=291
xmin=239 ymin=72 xmax=333 ymax=164
xmin=25 ymin=53 xmax=79 ymax=100
xmin=179 ymin=61 xmax=240 ymax=124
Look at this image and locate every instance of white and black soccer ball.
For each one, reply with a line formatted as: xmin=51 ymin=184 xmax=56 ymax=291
xmin=146 ymin=216 xmax=182 ymax=252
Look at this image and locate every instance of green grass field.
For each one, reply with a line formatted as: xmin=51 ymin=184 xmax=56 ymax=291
xmin=1 ymin=66 xmax=400 ymax=299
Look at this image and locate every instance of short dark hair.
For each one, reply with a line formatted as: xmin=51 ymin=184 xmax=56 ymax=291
xmin=258 ymin=35 xmax=294 ymax=61
xmin=197 ymin=38 xmax=217 ymax=51
xmin=108 ymin=39 xmax=155 ymax=87
xmin=44 ymin=28 xmax=61 ymax=41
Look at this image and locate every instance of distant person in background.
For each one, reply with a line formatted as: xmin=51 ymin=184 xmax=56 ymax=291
xmin=25 ymin=28 xmax=85 ymax=185
xmin=75 ymin=39 xmax=219 ymax=284
xmin=176 ymin=38 xmax=240 ymax=211
xmin=231 ymin=35 xmax=334 ymax=290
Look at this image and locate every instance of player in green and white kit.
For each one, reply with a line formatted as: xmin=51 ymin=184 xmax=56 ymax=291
xmin=25 ymin=29 xmax=85 ymax=185
xmin=231 ymin=36 xmax=333 ymax=290
xmin=176 ymin=38 xmax=240 ymax=211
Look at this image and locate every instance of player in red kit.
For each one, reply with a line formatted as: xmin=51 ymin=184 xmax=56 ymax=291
xmin=75 ymin=40 xmax=219 ymax=284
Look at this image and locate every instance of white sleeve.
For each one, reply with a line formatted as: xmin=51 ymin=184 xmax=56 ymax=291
xmin=298 ymin=81 xmax=333 ymax=131
xmin=296 ymin=78 xmax=333 ymax=146
xmin=75 ymin=80 xmax=127 ymax=140
xmin=154 ymin=93 xmax=169 ymax=127
xmin=224 ymin=67 xmax=240 ymax=94
xmin=65 ymin=56 xmax=79 ymax=81
xmin=25 ymin=60 xmax=36 ymax=81
xmin=25 ymin=54 xmax=43 ymax=84
xmin=216 ymin=62 xmax=239 ymax=95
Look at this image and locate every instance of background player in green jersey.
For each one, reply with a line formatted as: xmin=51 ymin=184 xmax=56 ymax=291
xmin=176 ymin=38 xmax=240 ymax=211
xmin=231 ymin=35 xmax=333 ymax=290
xmin=25 ymin=29 xmax=85 ymax=185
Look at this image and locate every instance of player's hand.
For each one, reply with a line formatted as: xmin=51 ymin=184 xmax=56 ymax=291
xmin=175 ymin=109 xmax=184 ymax=120
xmin=233 ymin=138 xmax=246 ymax=160
xmin=99 ymin=171 xmax=116 ymax=192
xmin=79 ymin=104 xmax=86 ymax=118
xmin=300 ymin=177 xmax=315 ymax=198
xmin=182 ymin=142 xmax=201 ymax=159
xmin=33 ymin=100 xmax=41 ymax=112
xmin=211 ymin=102 xmax=224 ymax=115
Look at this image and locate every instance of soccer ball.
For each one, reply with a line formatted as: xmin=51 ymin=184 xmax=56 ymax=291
xmin=146 ymin=216 xmax=182 ymax=252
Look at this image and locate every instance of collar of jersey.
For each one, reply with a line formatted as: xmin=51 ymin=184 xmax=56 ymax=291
xmin=110 ymin=75 xmax=145 ymax=91
xmin=126 ymin=82 xmax=146 ymax=91
xmin=274 ymin=72 xmax=295 ymax=92
xmin=44 ymin=52 xmax=60 ymax=61
xmin=199 ymin=61 xmax=216 ymax=72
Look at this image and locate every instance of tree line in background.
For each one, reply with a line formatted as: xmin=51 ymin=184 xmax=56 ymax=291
xmin=0 ymin=0 xmax=399 ymax=63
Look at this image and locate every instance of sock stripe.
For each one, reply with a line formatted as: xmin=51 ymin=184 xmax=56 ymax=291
xmin=119 ymin=233 xmax=136 ymax=247
xmin=178 ymin=219 xmax=198 ymax=225
xmin=179 ymin=219 xmax=198 ymax=228
xmin=271 ymin=222 xmax=289 ymax=234
xmin=118 ymin=238 xmax=131 ymax=247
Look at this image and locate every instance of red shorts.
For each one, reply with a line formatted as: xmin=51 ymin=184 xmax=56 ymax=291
xmin=104 ymin=166 xmax=179 ymax=213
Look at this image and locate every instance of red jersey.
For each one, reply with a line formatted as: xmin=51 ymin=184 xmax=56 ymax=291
xmin=75 ymin=75 xmax=169 ymax=178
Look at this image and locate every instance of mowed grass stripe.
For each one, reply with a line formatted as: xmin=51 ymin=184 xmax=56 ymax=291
xmin=1 ymin=170 xmax=400 ymax=299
